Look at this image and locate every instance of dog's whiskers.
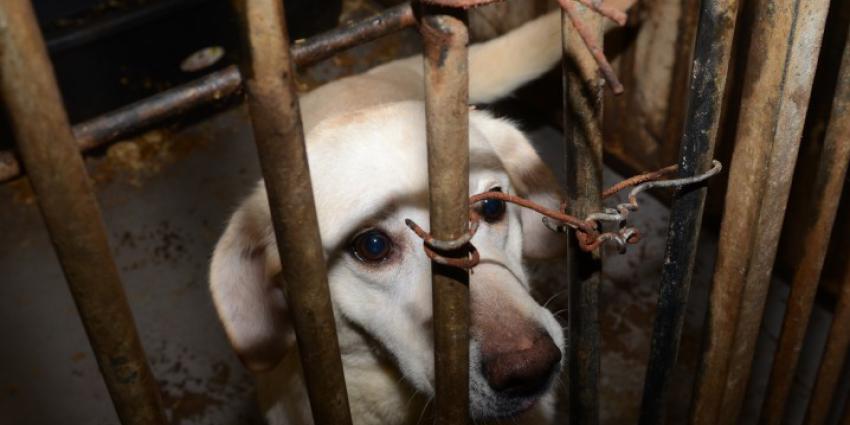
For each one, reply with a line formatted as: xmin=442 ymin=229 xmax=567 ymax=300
xmin=542 ymin=288 xmax=570 ymax=309
xmin=550 ymin=307 xmax=569 ymax=319
xmin=415 ymin=396 xmax=433 ymax=425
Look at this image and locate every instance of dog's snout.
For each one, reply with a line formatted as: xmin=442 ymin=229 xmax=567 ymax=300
xmin=483 ymin=331 xmax=561 ymax=396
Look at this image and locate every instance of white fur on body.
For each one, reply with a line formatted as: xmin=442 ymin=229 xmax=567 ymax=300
xmin=210 ymin=11 xmax=567 ymax=425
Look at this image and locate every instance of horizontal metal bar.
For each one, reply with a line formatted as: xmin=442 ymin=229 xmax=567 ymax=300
xmin=637 ymin=0 xmax=740 ymax=422
xmin=0 ymin=2 xmax=167 ymax=424
xmin=420 ymin=6 xmax=471 ymax=424
xmin=234 ymin=0 xmax=352 ymax=423
xmin=0 ymin=2 xmax=415 ymax=183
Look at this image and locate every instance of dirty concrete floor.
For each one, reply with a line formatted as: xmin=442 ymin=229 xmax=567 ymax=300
xmin=1 ymin=3 xmax=846 ymax=425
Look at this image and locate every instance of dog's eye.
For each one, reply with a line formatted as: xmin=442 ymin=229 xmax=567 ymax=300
xmin=352 ymin=230 xmax=393 ymax=263
xmin=480 ymin=188 xmax=507 ymax=222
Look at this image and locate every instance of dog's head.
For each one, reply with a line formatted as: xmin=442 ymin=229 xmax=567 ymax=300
xmin=210 ymin=101 xmax=566 ymax=420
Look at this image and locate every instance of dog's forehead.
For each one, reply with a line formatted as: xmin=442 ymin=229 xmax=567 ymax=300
xmin=304 ymin=102 xmax=509 ymax=249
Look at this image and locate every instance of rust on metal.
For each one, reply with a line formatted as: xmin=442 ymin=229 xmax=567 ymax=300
xmin=689 ymin=0 xmax=831 ymax=421
xmin=405 ymin=163 xmax=720 ymax=266
xmin=234 ymin=1 xmax=352 ymax=424
xmin=0 ymin=2 xmax=167 ymax=425
xmin=793 ymin=19 xmax=850 ymax=425
xmin=291 ymin=2 xmax=415 ymax=66
xmin=557 ymin=0 xmax=624 ymax=94
xmin=0 ymin=2 xmax=417 ymax=183
xmin=420 ymin=6 xmax=471 ymax=424
xmin=561 ymin=2 xmax=605 ymax=422
xmin=638 ymin=0 xmax=740 ymax=422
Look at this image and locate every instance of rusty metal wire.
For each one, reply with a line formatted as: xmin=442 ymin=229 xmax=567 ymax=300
xmin=557 ymin=0 xmax=626 ymax=94
xmin=405 ymin=160 xmax=723 ymax=268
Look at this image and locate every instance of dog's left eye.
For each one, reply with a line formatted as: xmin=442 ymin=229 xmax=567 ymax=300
xmin=480 ymin=188 xmax=507 ymax=222
xmin=351 ymin=230 xmax=393 ymax=263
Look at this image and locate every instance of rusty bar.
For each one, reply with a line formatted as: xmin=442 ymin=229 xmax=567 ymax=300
xmin=0 ymin=2 xmax=167 ymax=425
xmin=292 ymin=2 xmax=415 ymax=66
xmin=752 ymin=6 xmax=835 ymax=424
xmin=637 ymin=0 xmax=739 ymax=422
xmin=0 ymin=2 xmax=416 ymax=184
xmin=420 ymin=6 xmax=471 ymax=424
xmin=807 ymin=251 xmax=850 ymax=425
xmin=795 ymin=24 xmax=850 ymax=425
xmin=233 ymin=1 xmax=352 ymax=424
xmin=688 ymin=0 xmax=830 ymax=422
xmin=561 ymin=5 xmax=604 ymax=425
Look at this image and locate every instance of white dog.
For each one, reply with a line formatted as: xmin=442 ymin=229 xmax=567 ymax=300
xmin=210 ymin=11 xmax=570 ymax=425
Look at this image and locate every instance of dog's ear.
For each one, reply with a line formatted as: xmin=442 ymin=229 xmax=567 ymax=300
xmin=209 ymin=186 xmax=293 ymax=372
xmin=475 ymin=114 xmax=567 ymax=260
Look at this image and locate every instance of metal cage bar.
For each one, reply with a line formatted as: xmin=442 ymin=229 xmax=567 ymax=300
xmin=0 ymin=2 xmax=167 ymax=425
xmin=638 ymin=0 xmax=740 ymax=422
xmin=561 ymin=6 xmax=604 ymax=425
xmin=419 ymin=6 xmax=472 ymax=424
xmin=0 ymin=2 xmax=416 ymax=184
xmin=757 ymin=5 xmax=840 ymax=420
xmin=791 ymin=19 xmax=850 ymax=425
xmin=233 ymin=0 xmax=353 ymax=424
xmin=689 ymin=0 xmax=830 ymax=422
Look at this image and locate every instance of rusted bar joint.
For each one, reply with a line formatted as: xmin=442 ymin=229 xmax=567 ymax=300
xmin=405 ymin=218 xmax=481 ymax=269
xmin=406 ymin=162 xmax=722 ymax=268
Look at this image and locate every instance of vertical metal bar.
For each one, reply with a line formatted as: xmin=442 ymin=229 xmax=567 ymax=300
xmin=688 ymin=0 xmax=830 ymax=422
xmin=420 ymin=6 xmax=471 ymax=425
xmin=637 ymin=0 xmax=740 ymax=422
xmin=798 ymin=29 xmax=850 ymax=425
xmin=660 ymin=0 xmax=701 ymax=167
xmin=561 ymin=6 xmax=603 ymax=425
xmin=807 ymin=261 xmax=850 ymax=425
xmin=757 ymin=14 xmax=840 ymax=425
xmin=233 ymin=1 xmax=353 ymax=424
xmin=0 ymin=2 xmax=167 ymax=425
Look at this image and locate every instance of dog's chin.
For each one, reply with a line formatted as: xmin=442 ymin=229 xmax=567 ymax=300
xmin=469 ymin=379 xmax=549 ymax=421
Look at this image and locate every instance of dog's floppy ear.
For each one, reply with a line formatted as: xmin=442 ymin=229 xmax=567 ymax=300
xmin=475 ymin=114 xmax=567 ymax=259
xmin=209 ymin=185 xmax=293 ymax=372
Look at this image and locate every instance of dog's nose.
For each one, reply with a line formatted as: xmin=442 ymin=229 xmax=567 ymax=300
xmin=483 ymin=332 xmax=561 ymax=396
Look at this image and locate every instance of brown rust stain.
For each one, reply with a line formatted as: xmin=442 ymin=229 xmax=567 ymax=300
xmin=87 ymin=128 xmax=212 ymax=187
xmin=7 ymin=177 xmax=36 ymax=205
xmin=159 ymin=387 xmax=223 ymax=425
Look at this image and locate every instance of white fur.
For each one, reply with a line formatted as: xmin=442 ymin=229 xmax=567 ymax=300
xmin=210 ymin=11 xmax=571 ymax=425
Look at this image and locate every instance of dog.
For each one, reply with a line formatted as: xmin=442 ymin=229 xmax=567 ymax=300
xmin=210 ymin=11 xmax=571 ymax=425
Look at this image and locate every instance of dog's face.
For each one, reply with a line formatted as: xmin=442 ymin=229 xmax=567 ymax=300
xmin=210 ymin=102 xmax=567 ymax=421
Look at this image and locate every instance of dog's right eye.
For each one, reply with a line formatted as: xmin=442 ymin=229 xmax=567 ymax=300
xmin=351 ymin=230 xmax=393 ymax=263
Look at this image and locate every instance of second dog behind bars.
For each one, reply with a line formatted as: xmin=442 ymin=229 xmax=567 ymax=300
xmin=210 ymin=10 xmax=575 ymax=425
